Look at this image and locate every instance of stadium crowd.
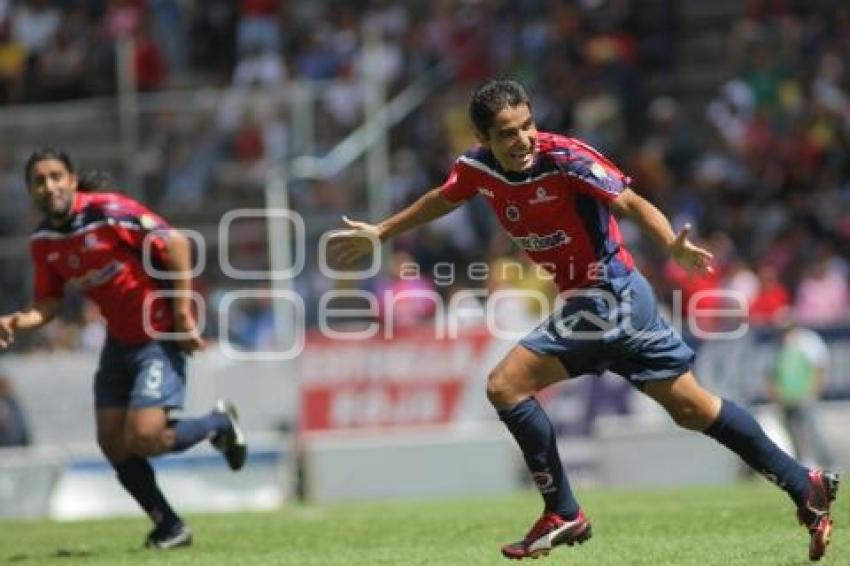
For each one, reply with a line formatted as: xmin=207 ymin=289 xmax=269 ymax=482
xmin=0 ymin=0 xmax=847 ymax=351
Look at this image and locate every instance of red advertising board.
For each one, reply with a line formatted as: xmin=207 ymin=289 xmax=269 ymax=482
xmin=298 ymin=327 xmax=492 ymax=431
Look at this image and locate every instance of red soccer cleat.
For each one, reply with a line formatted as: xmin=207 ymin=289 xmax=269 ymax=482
xmin=796 ymin=470 xmax=840 ymax=561
xmin=501 ymin=510 xmax=592 ymax=560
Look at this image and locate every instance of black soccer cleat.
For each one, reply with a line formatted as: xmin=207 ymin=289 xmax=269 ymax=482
xmin=145 ymin=522 xmax=193 ymax=550
xmin=210 ymin=400 xmax=247 ymax=471
xmin=797 ymin=470 xmax=839 ymax=561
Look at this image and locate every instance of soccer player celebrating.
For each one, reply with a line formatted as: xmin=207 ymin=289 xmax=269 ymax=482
xmin=331 ymin=80 xmax=838 ymax=561
xmin=0 ymin=149 xmax=247 ymax=549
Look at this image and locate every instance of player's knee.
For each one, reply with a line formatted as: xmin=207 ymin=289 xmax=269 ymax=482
xmin=486 ymin=367 xmax=516 ymax=408
xmin=666 ymin=401 xmax=711 ymax=431
xmin=97 ymin=432 xmax=126 ymax=463
xmin=124 ymin=426 xmax=164 ymax=456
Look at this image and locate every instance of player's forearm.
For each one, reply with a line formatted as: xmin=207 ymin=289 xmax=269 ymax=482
xmin=376 ymin=188 xmax=460 ymax=242
xmin=12 ymin=299 xmax=60 ymax=331
xmin=164 ymin=230 xmax=195 ymax=317
xmin=622 ymin=196 xmax=677 ymax=251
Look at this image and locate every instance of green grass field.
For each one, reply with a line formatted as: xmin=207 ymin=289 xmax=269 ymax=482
xmin=2 ymin=482 xmax=846 ymax=565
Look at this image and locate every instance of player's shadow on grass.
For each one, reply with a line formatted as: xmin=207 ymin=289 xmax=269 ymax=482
xmin=6 ymin=548 xmax=93 ymax=562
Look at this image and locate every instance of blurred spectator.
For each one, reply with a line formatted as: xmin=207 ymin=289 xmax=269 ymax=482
xmin=230 ymin=295 xmax=277 ymax=350
xmin=148 ymin=0 xmax=187 ymax=76
xmin=793 ymin=255 xmax=849 ymax=327
xmin=725 ymin=258 xmax=758 ymax=306
xmin=322 ymin=64 xmax=365 ymax=128
xmin=0 ymin=6 xmax=27 ymax=104
xmin=102 ymin=0 xmax=143 ymax=39
xmin=294 ymin=29 xmax=346 ymax=80
xmin=749 ymin=265 xmax=791 ymax=326
xmin=0 ymin=374 xmax=30 ymax=447
xmin=188 ymin=0 xmax=237 ymax=72
xmin=132 ymin=17 xmax=168 ymax=91
xmin=376 ymin=250 xmax=438 ymax=331
xmin=707 ymin=79 xmax=756 ymax=154
xmin=34 ymin=26 xmax=88 ymax=101
xmin=767 ymin=316 xmax=834 ymax=469
xmin=11 ymin=0 xmax=59 ymax=55
xmin=237 ymin=0 xmax=281 ymax=57
xmin=231 ymin=44 xmax=285 ymax=87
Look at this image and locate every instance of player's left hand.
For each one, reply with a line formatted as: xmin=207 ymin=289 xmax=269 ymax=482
xmin=669 ymin=224 xmax=714 ymax=276
xmin=173 ymin=312 xmax=207 ymax=354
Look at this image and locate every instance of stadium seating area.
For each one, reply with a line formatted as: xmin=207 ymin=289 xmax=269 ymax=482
xmin=0 ymin=0 xmax=847 ymax=351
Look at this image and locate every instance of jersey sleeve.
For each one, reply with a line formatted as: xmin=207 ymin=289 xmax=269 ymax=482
xmin=554 ymin=141 xmax=631 ymax=203
xmin=439 ymin=158 xmax=478 ymax=203
xmin=101 ymin=193 xmax=173 ymax=265
xmin=30 ymin=243 xmax=64 ymax=301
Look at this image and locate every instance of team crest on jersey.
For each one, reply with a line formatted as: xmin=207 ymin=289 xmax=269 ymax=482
xmin=67 ymin=254 xmax=80 ymax=269
xmin=505 ymin=205 xmax=520 ymax=222
xmin=529 ymin=186 xmax=558 ymax=205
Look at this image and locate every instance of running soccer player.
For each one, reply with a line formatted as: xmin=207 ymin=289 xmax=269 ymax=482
xmin=0 ymin=149 xmax=247 ymax=549
xmin=331 ymin=80 xmax=838 ymax=561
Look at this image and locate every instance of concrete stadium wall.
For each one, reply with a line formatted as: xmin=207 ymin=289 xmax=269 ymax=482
xmin=300 ymin=423 xmax=523 ymax=503
xmin=1 ymin=350 xmax=298 ymax=445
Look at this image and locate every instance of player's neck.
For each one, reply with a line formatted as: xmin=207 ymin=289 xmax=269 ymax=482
xmin=47 ymin=210 xmax=74 ymax=228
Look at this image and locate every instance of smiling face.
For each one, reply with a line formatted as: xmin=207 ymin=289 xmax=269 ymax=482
xmin=476 ymin=102 xmax=538 ymax=173
xmin=27 ymin=158 xmax=78 ymax=224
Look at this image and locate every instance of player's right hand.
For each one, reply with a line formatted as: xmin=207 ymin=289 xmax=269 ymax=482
xmin=327 ymin=216 xmax=382 ymax=266
xmin=0 ymin=315 xmax=16 ymax=349
xmin=173 ymin=312 xmax=206 ymax=355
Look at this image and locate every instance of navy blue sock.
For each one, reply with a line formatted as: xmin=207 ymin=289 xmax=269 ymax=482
xmin=498 ymin=397 xmax=580 ymax=519
xmin=115 ymin=457 xmax=181 ymax=528
xmin=171 ymin=411 xmax=229 ymax=452
xmin=704 ymin=398 xmax=810 ymax=506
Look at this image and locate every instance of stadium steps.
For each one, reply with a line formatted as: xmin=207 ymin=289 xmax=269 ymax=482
xmin=0 ymin=98 xmax=123 ymax=175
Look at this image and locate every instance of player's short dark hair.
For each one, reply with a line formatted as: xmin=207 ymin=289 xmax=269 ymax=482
xmin=469 ymin=79 xmax=532 ymax=135
xmin=24 ymin=148 xmax=75 ymax=186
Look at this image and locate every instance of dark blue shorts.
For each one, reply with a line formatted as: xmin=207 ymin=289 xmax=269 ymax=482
xmin=94 ymin=337 xmax=187 ymax=409
xmin=520 ymin=269 xmax=695 ymax=385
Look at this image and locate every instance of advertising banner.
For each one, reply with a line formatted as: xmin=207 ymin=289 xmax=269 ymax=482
xmin=298 ymin=327 xmax=492 ymax=431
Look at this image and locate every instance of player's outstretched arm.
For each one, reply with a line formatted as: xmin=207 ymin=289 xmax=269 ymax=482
xmin=330 ymin=188 xmax=462 ymax=265
xmin=0 ymin=298 xmax=61 ymax=349
xmin=610 ymin=188 xmax=714 ymax=276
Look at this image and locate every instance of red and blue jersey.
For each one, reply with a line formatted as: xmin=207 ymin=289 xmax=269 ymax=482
xmin=30 ymin=192 xmax=174 ymax=344
xmin=440 ymin=131 xmax=635 ymax=292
